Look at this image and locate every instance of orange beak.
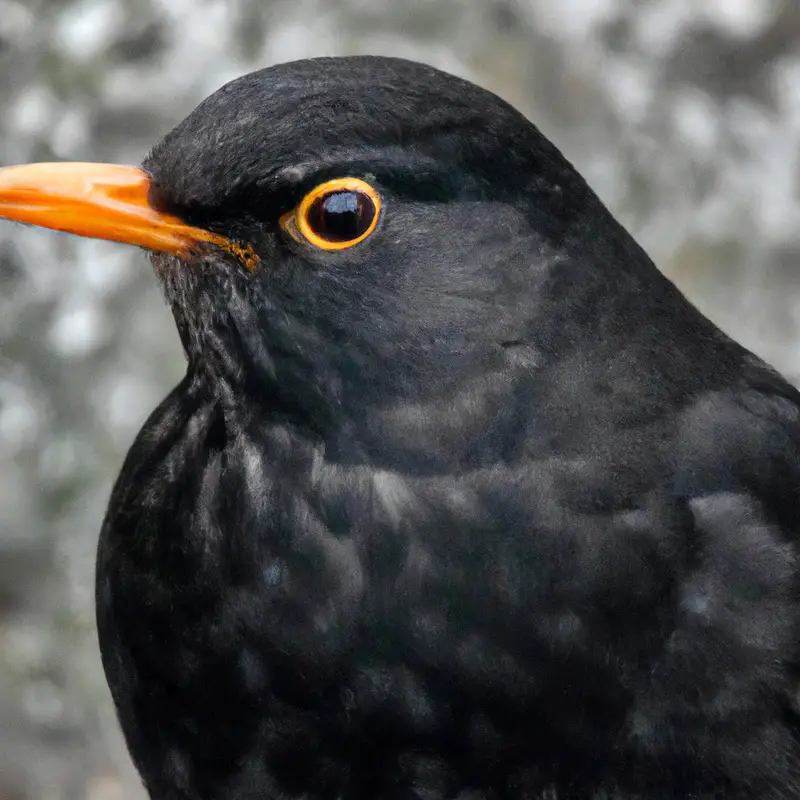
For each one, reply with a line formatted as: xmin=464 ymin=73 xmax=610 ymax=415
xmin=0 ymin=162 xmax=258 ymax=269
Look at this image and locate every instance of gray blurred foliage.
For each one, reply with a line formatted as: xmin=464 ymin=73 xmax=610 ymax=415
xmin=0 ymin=0 xmax=798 ymax=797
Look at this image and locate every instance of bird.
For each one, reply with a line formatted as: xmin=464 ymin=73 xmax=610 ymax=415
xmin=1 ymin=55 xmax=800 ymax=800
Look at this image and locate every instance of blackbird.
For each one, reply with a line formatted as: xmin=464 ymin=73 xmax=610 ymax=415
xmin=1 ymin=56 xmax=799 ymax=800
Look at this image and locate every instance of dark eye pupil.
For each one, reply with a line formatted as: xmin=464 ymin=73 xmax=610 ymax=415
xmin=307 ymin=190 xmax=376 ymax=242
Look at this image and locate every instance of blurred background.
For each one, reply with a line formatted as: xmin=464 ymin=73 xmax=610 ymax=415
xmin=0 ymin=0 xmax=799 ymax=797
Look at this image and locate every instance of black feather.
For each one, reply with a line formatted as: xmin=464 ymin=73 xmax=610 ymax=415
xmin=94 ymin=56 xmax=800 ymax=799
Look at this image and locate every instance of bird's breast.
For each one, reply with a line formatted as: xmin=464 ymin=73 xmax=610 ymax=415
xmin=100 ymin=382 xmax=783 ymax=799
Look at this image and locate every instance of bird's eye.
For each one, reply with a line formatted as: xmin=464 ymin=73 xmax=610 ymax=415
xmin=281 ymin=178 xmax=381 ymax=251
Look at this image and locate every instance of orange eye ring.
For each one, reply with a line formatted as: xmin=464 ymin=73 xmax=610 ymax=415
xmin=280 ymin=178 xmax=381 ymax=251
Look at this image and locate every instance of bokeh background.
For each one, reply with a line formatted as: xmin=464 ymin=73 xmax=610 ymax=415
xmin=1 ymin=0 xmax=799 ymax=797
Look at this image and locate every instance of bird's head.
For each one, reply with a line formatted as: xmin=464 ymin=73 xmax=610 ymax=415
xmin=0 ymin=56 xmax=659 ymax=459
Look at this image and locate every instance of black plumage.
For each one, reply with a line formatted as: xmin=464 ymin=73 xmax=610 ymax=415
xmin=7 ymin=56 xmax=800 ymax=799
